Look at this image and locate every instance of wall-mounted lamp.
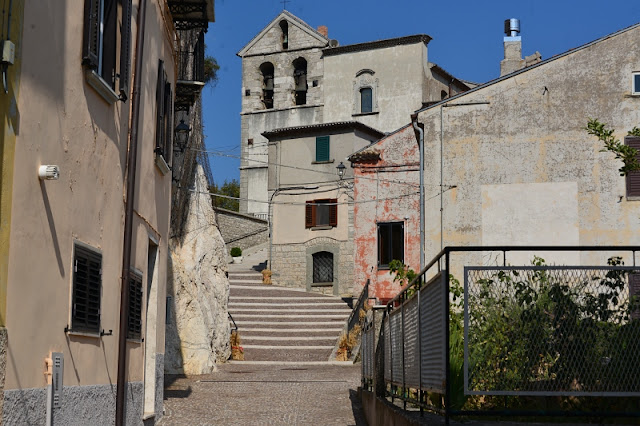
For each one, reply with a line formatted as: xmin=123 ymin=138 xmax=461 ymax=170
xmin=38 ymin=165 xmax=60 ymax=180
xmin=336 ymin=161 xmax=346 ymax=180
xmin=174 ymin=119 xmax=191 ymax=153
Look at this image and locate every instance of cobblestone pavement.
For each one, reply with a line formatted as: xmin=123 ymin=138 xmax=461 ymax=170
xmin=159 ymin=362 xmax=367 ymax=425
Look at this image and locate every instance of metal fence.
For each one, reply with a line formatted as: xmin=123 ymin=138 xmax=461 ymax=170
xmin=360 ymin=246 xmax=640 ymax=423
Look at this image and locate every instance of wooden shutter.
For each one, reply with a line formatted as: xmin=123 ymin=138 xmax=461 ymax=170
xmin=119 ymin=0 xmax=132 ymax=101
xmin=625 ymin=136 xmax=640 ymax=197
xmin=163 ymin=82 xmax=173 ymax=165
xmin=72 ymin=245 xmax=102 ymax=333
xmin=329 ymin=198 xmax=338 ymax=227
xmin=305 ymin=200 xmax=315 ymax=228
xmin=82 ymin=0 xmax=100 ymax=69
xmin=101 ymin=0 xmax=118 ymax=88
xmin=127 ymin=273 xmax=143 ymax=340
xmin=316 ymin=136 xmax=330 ymax=162
xmin=155 ymin=61 xmax=166 ymax=156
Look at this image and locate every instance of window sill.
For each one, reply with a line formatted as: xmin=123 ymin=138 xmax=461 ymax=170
xmin=155 ymin=154 xmax=171 ymax=175
xmin=311 ymin=282 xmax=333 ymax=287
xmin=312 ymin=160 xmax=334 ymax=165
xmin=127 ymin=338 xmax=143 ymax=344
xmin=310 ymin=225 xmax=334 ymax=231
xmin=66 ymin=330 xmax=101 ymax=339
xmin=143 ymin=413 xmax=156 ymax=421
xmin=625 ymin=94 xmax=640 ymax=98
xmin=352 ymin=111 xmax=379 ymax=117
xmin=626 ymin=196 xmax=640 ymax=201
xmin=85 ymin=69 xmax=120 ymax=105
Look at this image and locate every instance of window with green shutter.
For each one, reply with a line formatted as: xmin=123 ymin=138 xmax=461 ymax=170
xmin=315 ymin=136 xmax=330 ymax=162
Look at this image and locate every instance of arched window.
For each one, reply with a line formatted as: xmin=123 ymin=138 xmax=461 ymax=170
xmin=353 ymin=69 xmax=378 ymax=115
xmin=260 ymin=62 xmax=274 ymax=109
xmin=279 ymin=20 xmax=289 ymax=50
xmin=293 ymin=57 xmax=307 ymax=106
xmin=313 ymin=251 xmax=334 ymax=283
xmin=360 ymin=87 xmax=372 ymax=113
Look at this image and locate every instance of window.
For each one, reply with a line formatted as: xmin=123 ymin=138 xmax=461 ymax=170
xmin=378 ymin=222 xmax=404 ymax=268
xmin=441 ymin=90 xmax=448 ymax=100
xmin=305 ymin=199 xmax=337 ymax=228
xmin=315 ymin=136 xmax=330 ymax=162
xmin=360 ymin=87 xmax=372 ymax=113
xmin=633 ymin=72 xmax=640 ymax=95
xmin=353 ymin=69 xmax=378 ymax=115
xmin=313 ymin=251 xmax=334 ymax=283
xmin=155 ymin=60 xmax=173 ymax=169
xmin=631 ymin=274 xmax=640 ymax=320
xmin=279 ymin=20 xmax=289 ymax=50
xmin=82 ymin=0 xmax=132 ymax=101
xmin=71 ymin=244 xmax=102 ymax=334
xmin=260 ymin=62 xmax=274 ymax=109
xmin=625 ymin=136 xmax=640 ymax=197
xmin=128 ymin=272 xmax=143 ymax=340
xmin=293 ymin=58 xmax=307 ymax=106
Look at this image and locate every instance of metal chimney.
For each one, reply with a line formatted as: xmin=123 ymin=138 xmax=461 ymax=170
xmin=504 ymin=19 xmax=520 ymax=37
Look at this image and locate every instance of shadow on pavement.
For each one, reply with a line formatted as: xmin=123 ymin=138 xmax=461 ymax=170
xmin=164 ymin=374 xmax=193 ymax=399
xmin=349 ymin=388 xmax=369 ymax=425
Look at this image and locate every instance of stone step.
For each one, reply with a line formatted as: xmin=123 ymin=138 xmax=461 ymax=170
xmin=228 ymin=360 xmax=352 ymax=366
xmin=242 ymin=348 xmax=332 ymax=362
xmin=231 ymin=313 xmax=348 ymax=320
xmin=229 ymin=295 xmax=345 ymax=302
xmin=241 ymin=337 xmax=337 ymax=345
xmin=229 ymin=308 xmax=351 ymax=314
xmin=229 ymin=301 xmax=348 ymax=307
xmin=234 ymin=320 xmax=346 ymax=327
xmin=239 ymin=328 xmax=343 ymax=334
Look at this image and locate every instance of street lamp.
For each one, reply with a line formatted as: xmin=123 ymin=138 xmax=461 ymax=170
xmin=174 ymin=119 xmax=191 ymax=152
xmin=336 ymin=161 xmax=346 ymax=180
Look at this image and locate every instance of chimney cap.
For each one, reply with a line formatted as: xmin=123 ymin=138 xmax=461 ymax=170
xmin=504 ymin=18 xmax=520 ymax=37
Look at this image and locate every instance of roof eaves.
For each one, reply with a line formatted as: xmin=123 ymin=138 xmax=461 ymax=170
xmin=415 ymin=21 xmax=640 ymax=114
xmin=262 ymin=121 xmax=385 ymax=140
xmin=323 ymin=34 xmax=431 ymax=57
xmin=348 ymin=123 xmax=413 ymax=161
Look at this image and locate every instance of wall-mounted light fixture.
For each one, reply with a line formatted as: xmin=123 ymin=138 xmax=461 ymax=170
xmin=38 ymin=165 xmax=60 ymax=180
xmin=174 ymin=119 xmax=191 ymax=153
xmin=336 ymin=161 xmax=346 ymax=180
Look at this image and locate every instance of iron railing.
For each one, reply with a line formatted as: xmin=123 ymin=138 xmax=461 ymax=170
xmin=347 ymin=279 xmax=370 ymax=335
xmin=228 ymin=312 xmax=238 ymax=333
xmin=361 ymin=246 xmax=640 ymax=423
xmin=178 ymin=31 xmax=205 ymax=83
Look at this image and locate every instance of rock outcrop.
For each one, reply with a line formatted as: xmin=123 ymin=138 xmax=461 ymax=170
xmin=165 ymin=165 xmax=230 ymax=374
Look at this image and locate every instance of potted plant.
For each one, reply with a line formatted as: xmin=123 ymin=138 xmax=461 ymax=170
xmin=230 ymin=247 xmax=243 ymax=263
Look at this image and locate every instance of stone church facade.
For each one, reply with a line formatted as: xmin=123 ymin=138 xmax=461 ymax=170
xmin=237 ymin=10 xmax=470 ymax=217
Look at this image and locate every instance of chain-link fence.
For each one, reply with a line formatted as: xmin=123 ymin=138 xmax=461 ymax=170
xmin=464 ymin=265 xmax=640 ymax=396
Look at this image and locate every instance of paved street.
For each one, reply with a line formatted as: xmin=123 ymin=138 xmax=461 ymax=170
xmin=160 ymin=362 xmax=367 ymax=425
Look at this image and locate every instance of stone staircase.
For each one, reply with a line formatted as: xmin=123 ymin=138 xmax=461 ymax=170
xmin=228 ymin=270 xmax=352 ymax=364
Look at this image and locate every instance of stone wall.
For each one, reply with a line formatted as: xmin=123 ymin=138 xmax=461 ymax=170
xmin=214 ymin=207 xmax=269 ymax=253
xmin=3 ymin=382 xmax=143 ymax=426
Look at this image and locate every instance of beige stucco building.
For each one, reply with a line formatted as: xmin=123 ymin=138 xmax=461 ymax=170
xmin=238 ymin=10 xmax=469 ymax=218
xmin=0 ymin=0 xmax=213 ymax=424
xmin=264 ymin=122 xmax=383 ymax=295
xmin=412 ymin=22 xmax=640 ymax=274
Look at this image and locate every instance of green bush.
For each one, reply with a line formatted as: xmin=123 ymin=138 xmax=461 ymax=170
xmin=230 ymin=247 xmax=242 ymax=257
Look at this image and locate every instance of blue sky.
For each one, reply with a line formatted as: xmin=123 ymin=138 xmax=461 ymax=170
xmin=202 ymin=0 xmax=640 ymax=185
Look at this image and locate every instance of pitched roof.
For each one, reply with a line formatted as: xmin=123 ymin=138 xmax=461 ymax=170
xmin=237 ymin=10 xmax=328 ymax=57
xmin=416 ymin=21 xmax=640 ymax=114
xmin=323 ymin=34 xmax=431 ymax=57
xmin=348 ymin=123 xmax=414 ymax=163
xmin=262 ymin=121 xmax=385 ymax=140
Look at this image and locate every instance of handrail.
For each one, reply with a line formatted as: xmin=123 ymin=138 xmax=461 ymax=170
xmin=347 ymin=279 xmax=369 ymax=333
xmin=387 ymin=245 xmax=639 ymax=307
xmin=228 ymin=312 xmax=238 ymax=333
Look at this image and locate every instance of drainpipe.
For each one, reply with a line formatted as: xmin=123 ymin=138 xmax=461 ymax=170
xmin=116 ymin=0 xmax=147 ymax=425
xmin=411 ymin=114 xmax=425 ymax=271
xmin=268 ymin=188 xmax=279 ymax=270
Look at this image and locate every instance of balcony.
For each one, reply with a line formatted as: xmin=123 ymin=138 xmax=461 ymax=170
xmin=175 ymin=31 xmax=205 ymax=112
xmin=168 ymin=0 xmax=214 ymax=31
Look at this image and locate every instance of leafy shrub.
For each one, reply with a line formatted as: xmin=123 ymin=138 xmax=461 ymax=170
xmin=230 ymin=247 xmax=242 ymax=257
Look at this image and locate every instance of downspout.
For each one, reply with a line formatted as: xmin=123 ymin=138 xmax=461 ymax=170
xmin=440 ymin=105 xmax=444 ymax=251
xmin=116 ymin=0 xmax=147 ymax=425
xmin=411 ymin=114 xmax=424 ymax=271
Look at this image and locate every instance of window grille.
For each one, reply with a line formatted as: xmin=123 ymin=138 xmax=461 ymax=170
xmin=71 ymin=244 xmax=102 ymax=333
xmin=313 ymin=251 xmax=334 ymax=283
